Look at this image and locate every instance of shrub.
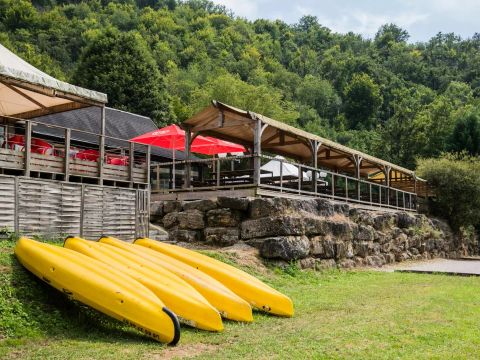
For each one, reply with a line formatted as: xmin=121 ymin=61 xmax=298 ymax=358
xmin=417 ymin=153 xmax=480 ymax=230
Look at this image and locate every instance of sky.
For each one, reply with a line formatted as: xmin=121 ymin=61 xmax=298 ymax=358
xmin=213 ymin=0 xmax=480 ymax=42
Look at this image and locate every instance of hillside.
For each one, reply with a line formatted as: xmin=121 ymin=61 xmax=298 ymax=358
xmin=1 ymin=0 xmax=480 ymax=168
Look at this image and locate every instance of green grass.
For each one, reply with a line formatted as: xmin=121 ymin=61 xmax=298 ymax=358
xmin=2 ymin=239 xmax=480 ymax=359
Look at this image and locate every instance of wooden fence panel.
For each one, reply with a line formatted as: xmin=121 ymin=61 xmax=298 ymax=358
xmin=0 ymin=175 xmax=148 ymax=240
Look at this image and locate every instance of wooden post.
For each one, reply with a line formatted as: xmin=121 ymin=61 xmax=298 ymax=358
xmin=384 ymin=165 xmax=391 ymax=206
xmin=184 ymin=127 xmax=192 ymax=188
xmin=99 ymin=105 xmax=106 ymax=185
xmin=155 ymin=164 xmax=160 ymax=191
xmin=146 ymin=145 xmax=151 ymax=187
xmin=345 ymin=177 xmax=348 ymax=200
xmin=216 ymin=158 xmax=220 ymax=187
xmin=298 ymin=163 xmax=302 ymax=193
xmin=253 ymin=118 xmax=262 ymax=186
xmin=331 ymin=173 xmax=335 ymax=197
xmin=64 ymin=128 xmax=71 ymax=182
xmin=24 ymin=120 xmax=32 ymax=177
xmin=353 ymin=155 xmax=362 ymax=200
xmin=129 ymin=141 xmax=134 ymax=187
xmin=310 ymin=140 xmax=320 ymax=193
xmin=279 ymin=158 xmax=283 ymax=192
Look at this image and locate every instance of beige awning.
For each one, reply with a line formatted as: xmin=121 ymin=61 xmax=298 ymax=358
xmin=0 ymin=43 xmax=107 ymax=119
xmin=183 ymin=100 xmax=420 ymax=190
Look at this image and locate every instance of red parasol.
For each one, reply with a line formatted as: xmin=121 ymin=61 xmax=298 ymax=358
xmin=189 ymin=136 xmax=246 ymax=155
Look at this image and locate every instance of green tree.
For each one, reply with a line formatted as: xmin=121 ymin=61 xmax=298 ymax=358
xmin=72 ymin=27 xmax=174 ymax=125
xmin=295 ymin=75 xmax=341 ymax=119
xmin=450 ymin=108 xmax=480 ymax=155
xmin=344 ymin=73 xmax=383 ymax=130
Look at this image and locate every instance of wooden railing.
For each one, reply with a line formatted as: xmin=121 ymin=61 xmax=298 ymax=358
xmin=151 ymin=154 xmax=417 ymax=211
xmin=0 ymin=116 xmax=150 ymax=187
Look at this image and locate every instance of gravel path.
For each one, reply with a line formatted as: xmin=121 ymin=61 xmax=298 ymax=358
xmin=383 ymin=258 xmax=480 ymax=276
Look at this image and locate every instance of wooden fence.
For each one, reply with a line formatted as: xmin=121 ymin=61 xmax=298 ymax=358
xmin=0 ymin=174 xmax=149 ymax=240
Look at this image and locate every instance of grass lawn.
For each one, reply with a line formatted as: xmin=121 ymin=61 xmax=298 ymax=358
xmin=2 ymin=239 xmax=480 ymax=359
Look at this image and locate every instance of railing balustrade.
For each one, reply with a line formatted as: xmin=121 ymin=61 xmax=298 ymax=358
xmin=151 ymin=154 xmax=417 ymax=211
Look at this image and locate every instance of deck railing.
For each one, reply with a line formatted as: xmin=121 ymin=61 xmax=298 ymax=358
xmin=150 ymin=154 xmax=417 ymax=211
xmin=0 ymin=116 xmax=150 ymax=186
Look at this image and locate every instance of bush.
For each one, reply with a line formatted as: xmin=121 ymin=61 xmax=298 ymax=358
xmin=417 ymin=153 xmax=480 ymax=230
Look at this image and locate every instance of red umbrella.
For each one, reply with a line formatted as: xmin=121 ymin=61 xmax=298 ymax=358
xmin=189 ymin=136 xmax=246 ymax=155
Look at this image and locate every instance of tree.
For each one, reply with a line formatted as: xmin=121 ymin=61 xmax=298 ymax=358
xmin=295 ymin=75 xmax=341 ymax=119
xmin=450 ymin=108 xmax=480 ymax=155
xmin=417 ymin=153 xmax=480 ymax=230
xmin=72 ymin=28 xmax=174 ymax=125
xmin=375 ymin=24 xmax=409 ymax=49
xmin=344 ymin=73 xmax=382 ymax=130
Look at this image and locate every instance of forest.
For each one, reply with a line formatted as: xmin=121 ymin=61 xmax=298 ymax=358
xmin=1 ymin=0 xmax=480 ymax=170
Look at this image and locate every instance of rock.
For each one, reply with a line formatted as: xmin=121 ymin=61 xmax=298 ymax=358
xmin=207 ymin=208 xmax=241 ymax=227
xmin=395 ymin=252 xmax=410 ymax=262
xmin=373 ymin=213 xmax=396 ymax=230
xmin=346 ymin=242 xmax=354 ymax=258
xmin=354 ymin=241 xmax=371 ymax=257
xmin=338 ymin=259 xmax=356 ymax=269
xmin=355 ymin=225 xmax=375 ymax=241
xmin=333 ymin=203 xmax=350 ymax=216
xmin=329 ymin=221 xmax=355 ymax=242
xmin=397 ymin=213 xmax=419 ymax=229
xmin=299 ymin=257 xmax=316 ymax=269
xmin=204 ymin=227 xmax=239 ymax=246
xmin=150 ymin=202 xmax=164 ymax=223
xmin=183 ymin=199 xmax=217 ymax=212
xmin=241 ymin=216 xmax=304 ymax=239
xmin=335 ymin=241 xmax=346 ymax=259
xmin=310 ymin=236 xmax=325 ymax=256
xmin=249 ymin=198 xmax=318 ymax=219
xmin=163 ymin=200 xmax=182 ymax=213
xmin=315 ymin=259 xmax=337 ymax=271
xmin=365 ymin=255 xmax=383 ymax=267
xmin=260 ymin=235 xmax=310 ymax=260
xmin=354 ymin=257 xmax=365 ymax=267
xmin=315 ymin=198 xmax=335 ymax=217
xmin=169 ymin=229 xmax=200 ymax=242
xmin=177 ymin=210 xmax=205 ymax=230
xmin=217 ymin=196 xmax=250 ymax=211
xmin=162 ymin=212 xmax=178 ymax=229
xmin=384 ymin=253 xmax=396 ymax=264
xmin=304 ymin=217 xmax=329 ymax=236
xmin=322 ymin=240 xmax=336 ymax=258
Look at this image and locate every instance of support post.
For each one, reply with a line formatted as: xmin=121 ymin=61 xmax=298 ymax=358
xmin=298 ymin=163 xmax=302 ymax=193
xmin=24 ymin=120 xmax=32 ymax=177
xmin=184 ymin=127 xmax=192 ymax=188
xmin=146 ymin=145 xmax=151 ymax=187
xmin=98 ymin=105 xmax=106 ymax=185
xmin=253 ymin=118 xmax=262 ymax=186
xmin=279 ymin=158 xmax=283 ymax=192
xmin=353 ymin=155 xmax=362 ymax=200
xmin=383 ymin=165 xmax=391 ymax=206
xmin=129 ymin=141 xmax=134 ymax=187
xmin=331 ymin=173 xmax=335 ymax=197
xmin=310 ymin=140 xmax=321 ymax=193
xmin=155 ymin=165 xmax=160 ymax=191
xmin=64 ymin=128 xmax=71 ymax=182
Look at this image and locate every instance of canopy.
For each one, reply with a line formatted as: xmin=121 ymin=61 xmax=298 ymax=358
xmin=188 ymin=136 xmax=245 ymax=155
xmin=0 ymin=43 xmax=107 ymax=119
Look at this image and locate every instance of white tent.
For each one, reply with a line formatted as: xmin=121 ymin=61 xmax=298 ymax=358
xmin=260 ymin=155 xmax=310 ymax=180
xmin=0 ymin=43 xmax=107 ymax=118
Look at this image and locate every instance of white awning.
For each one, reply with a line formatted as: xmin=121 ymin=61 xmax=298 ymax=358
xmin=0 ymin=43 xmax=107 ymax=118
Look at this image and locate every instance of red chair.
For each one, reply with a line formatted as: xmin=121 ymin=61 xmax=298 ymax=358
xmin=31 ymin=138 xmax=53 ymax=155
xmin=75 ymin=149 xmax=100 ymax=162
xmin=107 ymin=155 xmax=128 ymax=166
xmin=3 ymin=135 xmax=25 ymax=150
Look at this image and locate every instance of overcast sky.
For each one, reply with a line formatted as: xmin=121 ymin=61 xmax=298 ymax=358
xmin=214 ymin=0 xmax=480 ymax=42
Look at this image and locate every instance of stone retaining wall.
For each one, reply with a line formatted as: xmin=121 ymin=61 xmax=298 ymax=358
xmin=151 ymin=197 xmax=478 ymax=269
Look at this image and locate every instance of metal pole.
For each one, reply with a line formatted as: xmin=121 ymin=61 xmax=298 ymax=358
xmin=279 ymin=158 xmax=283 ymax=192
xmin=129 ymin=141 xmax=134 ymax=188
xmin=253 ymin=118 xmax=262 ymax=186
xmin=99 ymin=105 xmax=105 ymax=186
xmin=184 ymin=127 xmax=191 ymax=188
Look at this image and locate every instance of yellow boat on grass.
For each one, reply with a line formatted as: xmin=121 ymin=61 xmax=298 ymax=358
xmin=64 ymin=237 xmax=223 ymax=332
xmin=15 ymin=237 xmax=180 ymax=344
xmin=134 ymin=238 xmax=294 ymax=317
xmin=99 ymin=236 xmax=253 ymax=322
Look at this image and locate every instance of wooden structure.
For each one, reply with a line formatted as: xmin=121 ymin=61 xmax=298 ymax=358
xmin=152 ymin=101 xmax=427 ymax=212
xmin=0 ymin=43 xmax=149 ymax=238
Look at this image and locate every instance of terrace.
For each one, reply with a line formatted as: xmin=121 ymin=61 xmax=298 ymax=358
xmin=151 ymin=101 xmax=427 ymax=212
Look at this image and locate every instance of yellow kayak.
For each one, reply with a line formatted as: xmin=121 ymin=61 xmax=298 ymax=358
xmin=65 ymin=237 xmax=223 ymax=332
xmin=15 ymin=237 xmax=180 ymax=344
xmin=134 ymin=238 xmax=294 ymax=317
xmin=99 ymin=236 xmax=253 ymax=322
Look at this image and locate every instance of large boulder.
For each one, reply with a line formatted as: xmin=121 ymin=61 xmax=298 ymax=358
xmin=163 ymin=200 xmax=182 ymax=213
xmin=163 ymin=211 xmax=178 ymax=229
xmin=168 ymin=228 xmax=200 ymax=242
xmin=204 ymin=227 xmax=239 ymax=246
xmin=249 ymin=198 xmax=318 ymax=219
xmin=183 ymin=199 xmax=217 ymax=212
xmin=241 ymin=216 xmax=305 ymax=239
xmin=150 ymin=202 xmax=163 ymax=223
xmin=217 ymin=196 xmax=250 ymax=211
xmin=177 ymin=210 xmax=205 ymax=230
xmin=260 ymin=235 xmax=310 ymax=260
xmin=207 ymin=208 xmax=241 ymax=227
xmin=397 ymin=212 xmax=419 ymax=229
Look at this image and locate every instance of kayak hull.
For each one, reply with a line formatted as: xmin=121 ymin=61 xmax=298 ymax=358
xmin=134 ymin=238 xmax=294 ymax=317
xmin=15 ymin=237 xmax=180 ymax=344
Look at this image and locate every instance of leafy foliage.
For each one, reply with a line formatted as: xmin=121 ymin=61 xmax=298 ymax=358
xmin=1 ymin=0 xmax=480 ymax=168
xmin=417 ymin=153 xmax=480 ymax=230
